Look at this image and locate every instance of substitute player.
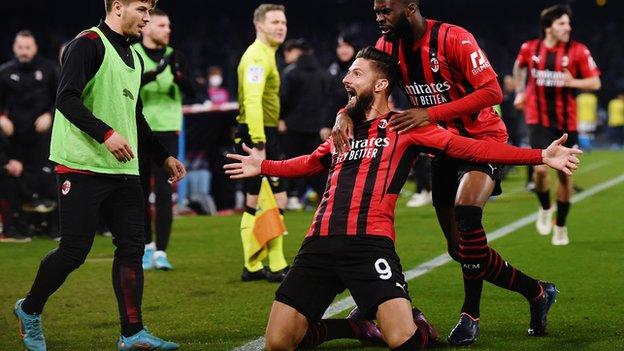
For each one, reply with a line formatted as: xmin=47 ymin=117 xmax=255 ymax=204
xmin=225 ymin=47 xmax=581 ymax=351
xmin=134 ymin=8 xmax=196 ymax=271
xmin=332 ymin=0 xmax=556 ymax=345
xmin=13 ymin=1 xmax=185 ymax=350
xmin=236 ymin=4 xmax=289 ymax=282
xmin=513 ymin=4 xmax=600 ymax=245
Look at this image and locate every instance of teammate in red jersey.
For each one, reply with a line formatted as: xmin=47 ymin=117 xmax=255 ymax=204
xmin=513 ymin=4 xmax=600 ymax=245
xmin=225 ymin=47 xmax=581 ymax=351
xmin=331 ymin=0 xmax=562 ymax=345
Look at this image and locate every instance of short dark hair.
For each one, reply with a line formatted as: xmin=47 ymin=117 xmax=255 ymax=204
xmin=540 ymin=4 xmax=572 ymax=37
xmin=253 ymin=4 xmax=286 ymax=24
xmin=15 ymin=30 xmax=35 ymax=40
xmin=105 ymin=0 xmax=158 ymax=13
xmin=355 ymin=46 xmax=399 ymax=91
xmin=283 ymin=38 xmax=311 ymax=52
xmin=150 ymin=7 xmax=167 ymax=17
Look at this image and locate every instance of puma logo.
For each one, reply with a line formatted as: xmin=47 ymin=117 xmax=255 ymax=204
xmin=122 ymin=88 xmax=134 ymax=100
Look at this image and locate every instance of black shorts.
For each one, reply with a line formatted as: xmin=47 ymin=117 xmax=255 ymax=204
xmin=235 ymin=124 xmax=285 ymax=195
xmin=528 ymin=125 xmax=579 ymax=149
xmin=431 ymin=156 xmax=505 ymax=208
xmin=275 ymin=236 xmax=410 ymax=322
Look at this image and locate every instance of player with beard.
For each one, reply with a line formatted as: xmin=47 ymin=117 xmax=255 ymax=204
xmin=12 ymin=1 xmax=184 ymax=350
xmin=225 ymin=47 xmax=581 ymax=351
xmin=331 ymin=0 xmax=561 ymax=345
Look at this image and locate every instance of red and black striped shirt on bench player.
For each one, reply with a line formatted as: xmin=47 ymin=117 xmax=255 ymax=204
xmin=261 ymin=113 xmax=543 ymax=242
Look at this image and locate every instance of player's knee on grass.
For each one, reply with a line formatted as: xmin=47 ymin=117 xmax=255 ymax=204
xmin=265 ymin=301 xmax=308 ymax=351
xmin=376 ymin=298 xmax=417 ymax=348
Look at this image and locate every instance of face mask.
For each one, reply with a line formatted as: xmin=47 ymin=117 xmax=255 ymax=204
xmin=209 ymin=75 xmax=223 ymax=87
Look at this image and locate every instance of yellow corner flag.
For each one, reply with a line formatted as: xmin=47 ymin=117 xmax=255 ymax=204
xmin=247 ymin=177 xmax=287 ymax=262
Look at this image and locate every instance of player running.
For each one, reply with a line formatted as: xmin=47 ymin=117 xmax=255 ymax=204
xmin=332 ymin=0 xmax=561 ymax=345
xmin=13 ymin=1 xmax=185 ymax=350
xmin=513 ymin=4 xmax=600 ymax=245
xmin=225 ymin=47 xmax=581 ymax=351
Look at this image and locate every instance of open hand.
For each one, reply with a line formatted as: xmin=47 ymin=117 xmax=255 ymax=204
xmin=542 ymin=134 xmax=583 ymax=175
xmin=223 ymin=143 xmax=263 ymax=179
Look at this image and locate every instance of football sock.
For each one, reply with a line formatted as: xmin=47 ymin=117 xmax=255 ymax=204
xmin=240 ymin=209 xmax=263 ymax=272
xmin=267 ymin=212 xmax=287 ymax=272
xmin=390 ymin=323 xmax=429 ymax=350
xmin=556 ymin=201 xmax=571 ymax=226
xmin=536 ymin=190 xmax=551 ymax=210
xmin=112 ymin=259 xmax=144 ymax=337
xmin=298 ymin=319 xmax=363 ymax=349
xmin=456 ymin=206 xmax=541 ymax=302
xmin=461 ymin=279 xmax=483 ymax=318
xmin=267 ymin=235 xmax=288 ymax=272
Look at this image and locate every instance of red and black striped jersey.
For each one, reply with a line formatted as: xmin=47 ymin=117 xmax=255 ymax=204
xmin=376 ymin=19 xmax=507 ymax=142
xmin=515 ymin=39 xmax=600 ymax=131
xmin=261 ymin=112 xmax=542 ymax=242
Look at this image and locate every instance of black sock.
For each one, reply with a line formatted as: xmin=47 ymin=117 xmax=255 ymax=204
xmin=527 ymin=165 xmax=534 ymax=183
xmin=455 ymin=206 xmax=486 ymax=318
xmin=298 ymin=319 xmax=360 ymax=349
xmin=455 ymin=206 xmax=541 ymax=302
xmin=113 ymin=260 xmax=144 ymax=337
xmin=461 ymin=279 xmax=483 ymax=318
xmin=484 ymin=247 xmax=541 ymax=301
xmin=391 ymin=324 xmax=428 ymax=350
xmin=536 ymin=190 xmax=551 ymax=210
xmin=556 ymin=201 xmax=571 ymax=226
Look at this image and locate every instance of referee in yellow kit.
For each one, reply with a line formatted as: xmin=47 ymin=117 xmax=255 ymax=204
xmin=236 ymin=4 xmax=289 ymax=282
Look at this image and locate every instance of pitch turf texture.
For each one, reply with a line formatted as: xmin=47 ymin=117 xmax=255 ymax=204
xmin=1 ymin=150 xmax=623 ymax=351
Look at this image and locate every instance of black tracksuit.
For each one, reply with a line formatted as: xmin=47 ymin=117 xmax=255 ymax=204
xmin=21 ymin=21 xmax=170 ymax=338
xmin=280 ymin=54 xmax=329 ymax=197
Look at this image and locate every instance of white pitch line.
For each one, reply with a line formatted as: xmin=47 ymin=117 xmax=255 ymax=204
xmin=234 ymin=172 xmax=624 ymax=351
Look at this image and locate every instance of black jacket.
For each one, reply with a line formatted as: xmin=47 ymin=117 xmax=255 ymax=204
xmin=0 ymin=56 xmax=59 ymax=139
xmin=325 ymin=59 xmax=352 ymax=129
xmin=0 ymin=128 xmax=9 ymax=172
xmin=280 ymin=54 xmax=329 ymax=134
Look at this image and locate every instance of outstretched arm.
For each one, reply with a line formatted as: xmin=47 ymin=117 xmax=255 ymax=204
xmin=444 ymin=134 xmax=582 ymax=175
xmin=225 ymin=141 xmax=331 ymax=179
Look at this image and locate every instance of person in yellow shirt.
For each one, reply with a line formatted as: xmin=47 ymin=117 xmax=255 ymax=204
xmin=236 ymin=3 xmax=289 ymax=282
xmin=608 ymin=94 xmax=624 ymax=147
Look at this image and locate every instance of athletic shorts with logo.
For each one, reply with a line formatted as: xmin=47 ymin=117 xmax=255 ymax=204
xmin=275 ymin=236 xmax=411 ymax=321
xmin=235 ymin=124 xmax=285 ymax=195
xmin=432 ymin=156 xmax=505 ymax=208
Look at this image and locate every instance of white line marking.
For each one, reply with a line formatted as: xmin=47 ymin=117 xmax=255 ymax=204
xmin=235 ymin=173 xmax=624 ymax=351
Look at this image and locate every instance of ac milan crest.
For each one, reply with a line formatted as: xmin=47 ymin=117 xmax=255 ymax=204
xmin=61 ymin=180 xmax=71 ymax=195
xmin=430 ymin=57 xmax=440 ymax=73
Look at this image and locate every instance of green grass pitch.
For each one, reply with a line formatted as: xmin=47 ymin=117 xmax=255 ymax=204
xmin=1 ymin=150 xmax=623 ymax=350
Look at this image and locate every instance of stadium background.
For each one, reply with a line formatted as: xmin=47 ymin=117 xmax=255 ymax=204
xmin=1 ymin=1 xmax=624 ymax=350
xmin=0 ymin=0 xmax=622 ymax=102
